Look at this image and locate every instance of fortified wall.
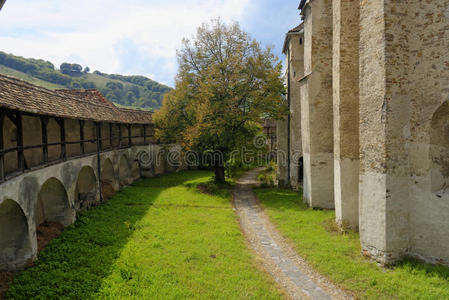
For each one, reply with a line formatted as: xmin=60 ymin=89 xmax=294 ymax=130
xmin=281 ymin=0 xmax=449 ymax=265
xmin=0 ymin=74 xmax=180 ymax=271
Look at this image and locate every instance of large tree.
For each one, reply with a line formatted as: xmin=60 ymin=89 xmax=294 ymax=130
xmin=154 ymin=19 xmax=286 ymax=182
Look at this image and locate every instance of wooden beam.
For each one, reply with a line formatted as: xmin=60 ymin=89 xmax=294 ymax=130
xmin=16 ymin=112 xmax=25 ymax=172
xmin=56 ymin=118 xmax=66 ymax=160
xmin=128 ymin=124 xmax=132 ymax=146
xmin=109 ymin=123 xmax=113 ymax=148
xmin=40 ymin=116 xmax=49 ymax=163
xmin=79 ymin=120 xmax=85 ymax=154
xmin=95 ymin=122 xmax=103 ymax=202
xmin=97 ymin=122 xmax=103 ymax=151
xmin=0 ymin=110 xmax=4 ymax=180
xmin=118 ymin=124 xmax=122 ymax=148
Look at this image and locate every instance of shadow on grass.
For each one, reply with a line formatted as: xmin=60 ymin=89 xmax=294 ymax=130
xmin=6 ymin=170 xmax=211 ymax=299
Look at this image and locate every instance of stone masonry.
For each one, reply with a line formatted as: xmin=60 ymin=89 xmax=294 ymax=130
xmin=280 ymin=0 xmax=449 ymax=265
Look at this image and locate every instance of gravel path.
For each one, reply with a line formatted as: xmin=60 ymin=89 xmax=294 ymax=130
xmin=232 ymin=168 xmax=351 ymax=300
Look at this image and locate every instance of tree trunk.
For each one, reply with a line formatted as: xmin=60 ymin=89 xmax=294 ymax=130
xmin=214 ymin=165 xmax=226 ymax=183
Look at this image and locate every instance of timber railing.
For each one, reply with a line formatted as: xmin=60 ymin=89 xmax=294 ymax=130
xmin=0 ymin=108 xmax=155 ymax=184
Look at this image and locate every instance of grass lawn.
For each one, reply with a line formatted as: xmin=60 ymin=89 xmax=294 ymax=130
xmin=255 ymin=188 xmax=449 ymax=299
xmin=6 ymin=171 xmax=283 ymax=300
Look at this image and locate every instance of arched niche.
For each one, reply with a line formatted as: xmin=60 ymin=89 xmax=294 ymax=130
xmin=74 ymin=166 xmax=98 ymax=210
xmin=0 ymin=199 xmax=32 ymax=271
xmin=119 ymin=154 xmax=130 ymax=187
xmin=35 ymin=178 xmax=72 ymax=251
xmin=430 ymin=101 xmax=449 ymax=195
xmin=101 ymin=158 xmax=116 ymax=200
xmin=36 ymin=178 xmax=72 ymax=226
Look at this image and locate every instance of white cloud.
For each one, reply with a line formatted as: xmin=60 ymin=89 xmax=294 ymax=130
xmin=0 ymin=0 xmax=251 ymax=86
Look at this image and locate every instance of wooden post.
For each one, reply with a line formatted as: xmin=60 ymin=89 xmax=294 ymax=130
xmin=0 ymin=110 xmax=4 ymax=180
xmin=109 ymin=123 xmax=113 ymax=148
xmin=40 ymin=116 xmax=48 ymax=163
xmin=6 ymin=112 xmax=24 ymax=172
xmin=98 ymin=122 xmax=103 ymax=151
xmin=56 ymin=118 xmax=66 ymax=161
xmin=118 ymin=124 xmax=122 ymax=148
xmin=79 ymin=120 xmax=85 ymax=154
xmin=143 ymin=125 xmax=147 ymax=145
xmin=128 ymin=124 xmax=132 ymax=146
xmin=96 ymin=122 xmax=103 ymax=202
xmin=16 ymin=113 xmax=24 ymax=172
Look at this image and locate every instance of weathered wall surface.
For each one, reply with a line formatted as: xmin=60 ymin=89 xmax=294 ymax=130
xmin=301 ymin=0 xmax=334 ymax=208
xmin=289 ymin=34 xmax=304 ymax=190
xmin=276 ymin=118 xmax=289 ymax=187
xmin=332 ymin=0 xmax=360 ymax=229
xmin=359 ymin=0 xmax=449 ymax=265
xmin=0 ymin=144 xmax=177 ymax=271
xmin=404 ymin=0 xmax=449 ymax=265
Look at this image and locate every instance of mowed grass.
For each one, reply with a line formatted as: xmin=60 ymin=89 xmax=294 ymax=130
xmin=255 ymin=188 xmax=449 ymax=299
xmin=6 ymin=171 xmax=283 ymax=300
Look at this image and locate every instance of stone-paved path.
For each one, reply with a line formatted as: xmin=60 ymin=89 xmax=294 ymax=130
xmin=232 ymin=168 xmax=351 ymax=300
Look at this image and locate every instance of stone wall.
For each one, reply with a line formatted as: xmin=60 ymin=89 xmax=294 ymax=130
xmin=332 ymin=0 xmax=360 ymax=229
xmin=301 ymin=0 xmax=334 ymax=209
xmin=285 ymin=0 xmax=449 ymax=266
xmin=288 ymin=34 xmax=304 ymax=190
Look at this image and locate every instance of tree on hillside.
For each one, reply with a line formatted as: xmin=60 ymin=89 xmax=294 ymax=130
xmin=60 ymin=63 xmax=82 ymax=75
xmin=154 ymin=19 xmax=286 ymax=182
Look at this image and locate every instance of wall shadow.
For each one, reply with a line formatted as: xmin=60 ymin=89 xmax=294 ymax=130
xmin=5 ymin=170 xmax=210 ymax=299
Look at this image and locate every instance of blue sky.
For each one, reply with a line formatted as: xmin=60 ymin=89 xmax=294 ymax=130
xmin=0 ymin=0 xmax=302 ymax=87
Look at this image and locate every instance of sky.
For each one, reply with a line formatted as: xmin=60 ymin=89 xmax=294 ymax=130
xmin=0 ymin=0 xmax=302 ymax=87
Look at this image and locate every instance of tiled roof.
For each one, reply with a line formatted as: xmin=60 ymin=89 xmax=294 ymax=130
xmin=282 ymin=23 xmax=304 ymax=54
xmin=0 ymin=74 xmax=152 ymax=124
xmin=288 ymin=23 xmax=304 ymax=33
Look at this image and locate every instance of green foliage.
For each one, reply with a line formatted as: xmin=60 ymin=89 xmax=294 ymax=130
xmin=0 ymin=51 xmax=171 ymax=110
xmin=154 ymin=19 xmax=287 ymax=182
xmin=6 ymin=171 xmax=282 ymax=299
xmin=256 ymin=188 xmax=449 ymax=299
xmin=60 ymin=62 xmax=82 ymax=76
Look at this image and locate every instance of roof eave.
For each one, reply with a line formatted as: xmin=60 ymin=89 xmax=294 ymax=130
xmin=0 ymin=0 xmax=6 ymax=10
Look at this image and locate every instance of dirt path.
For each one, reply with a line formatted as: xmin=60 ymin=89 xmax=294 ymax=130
xmin=232 ymin=168 xmax=351 ymax=300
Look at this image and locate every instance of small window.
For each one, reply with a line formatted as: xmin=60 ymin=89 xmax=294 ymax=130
xmin=299 ymin=38 xmax=303 ymax=45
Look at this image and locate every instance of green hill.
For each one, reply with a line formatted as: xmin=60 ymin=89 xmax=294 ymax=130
xmin=0 ymin=51 xmax=172 ymax=110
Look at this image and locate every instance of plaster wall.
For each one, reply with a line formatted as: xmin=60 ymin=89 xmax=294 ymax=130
xmin=0 ymin=144 xmax=166 ymax=271
xmin=288 ymin=34 xmax=304 ymax=190
xmin=359 ymin=0 xmax=449 ymax=265
xmin=332 ymin=0 xmax=360 ymax=229
xmin=4 ymin=116 xmax=17 ymax=174
xmin=22 ymin=116 xmax=42 ymax=168
xmin=47 ymin=118 xmax=61 ymax=162
xmin=66 ymin=119 xmax=81 ymax=158
xmin=276 ymin=119 xmax=289 ymax=187
xmin=301 ymin=0 xmax=334 ymax=208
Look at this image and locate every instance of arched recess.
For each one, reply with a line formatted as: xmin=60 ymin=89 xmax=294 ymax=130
xmin=430 ymin=101 xmax=449 ymax=195
xmin=0 ymin=199 xmax=32 ymax=271
xmin=74 ymin=166 xmax=98 ymax=210
xmin=119 ymin=154 xmax=130 ymax=187
xmin=35 ymin=178 xmax=73 ymax=251
xmin=101 ymin=158 xmax=116 ymax=200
